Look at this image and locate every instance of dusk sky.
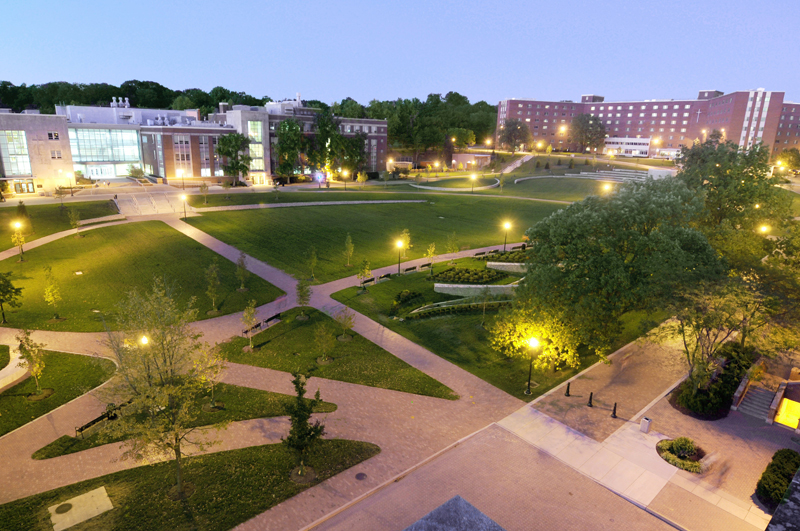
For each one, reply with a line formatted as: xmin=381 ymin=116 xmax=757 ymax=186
xmin=5 ymin=0 xmax=800 ymax=105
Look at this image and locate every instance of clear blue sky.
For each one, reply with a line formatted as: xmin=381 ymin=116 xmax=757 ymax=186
xmin=5 ymin=0 xmax=800 ymax=105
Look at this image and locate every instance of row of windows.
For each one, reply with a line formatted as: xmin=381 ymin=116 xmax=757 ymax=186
xmin=0 ymin=130 xmax=31 ymax=176
xmin=69 ymin=128 xmax=140 ymax=163
xmin=591 ymin=103 xmax=692 ymax=111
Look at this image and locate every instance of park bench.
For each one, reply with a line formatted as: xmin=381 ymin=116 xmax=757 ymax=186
xmin=474 ymin=251 xmax=486 ymax=257
xmin=360 ymin=277 xmax=375 ymax=286
xmin=377 ymin=273 xmax=392 ymax=283
xmin=404 ymin=266 xmax=417 ymax=274
xmin=419 ymin=262 xmax=432 ymax=270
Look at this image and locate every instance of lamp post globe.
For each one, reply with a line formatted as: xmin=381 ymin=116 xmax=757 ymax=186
xmin=503 ymin=222 xmax=511 ymax=252
xmin=525 ymin=337 xmax=540 ymax=395
xmin=396 ymin=240 xmax=403 ymax=274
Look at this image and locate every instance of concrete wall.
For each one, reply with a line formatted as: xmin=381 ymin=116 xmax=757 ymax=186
xmin=433 ymin=283 xmax=517 ymax=297
xmin=486 ymin=262 xmax=527 ymax=273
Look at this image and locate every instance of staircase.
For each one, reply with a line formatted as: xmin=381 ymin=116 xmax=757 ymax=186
xmin=502 ymin=155 xmax=532 ymax=174
xmin=737 ymin=387 xmax=774 ymax=420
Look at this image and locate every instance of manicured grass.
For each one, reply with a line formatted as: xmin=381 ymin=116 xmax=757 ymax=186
xmin=495 ymin=177 xmax=617 ymax=202
xmin=0 ymin=200 xmax=118 ymax=244
xmin=0 ymin=439 xmax=380 ymax=531
xmin=31 ymin=382 xmax=337 ymax=459
xmin=0 ymin=345 xmax=9 ymax=371
xmin=0 ymin=221 xmax=284 ymax=332
xmin=0 ymin=351 xmax=116 ymax=437
xmin=186 ymin=194 xmax=564 ymax=283
xmin=332 ymin=276 xmax=656 ymax=401
xmin=421 ymin=177 xmax=498 ymax=189
xmin=219 ymin=306 xmax=457 ymax=400
xmin=188 ymin=190 xmax=425 ymax=208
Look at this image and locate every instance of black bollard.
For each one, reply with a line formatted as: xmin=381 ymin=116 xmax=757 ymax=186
xmin=611 ymin=402 xmax=617 ymax=418
xmin=565 ymin=382 xmax=571 ymax=397
xmin=587 ymin=392 xmax=593 ymax=408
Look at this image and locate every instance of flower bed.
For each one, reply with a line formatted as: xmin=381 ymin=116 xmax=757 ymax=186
xmin=656 ymin=437 xmax=705 ymax=473
xmin=430 ymin=267 xmax=507 ymax=284
xmin=407 ymin=301 xmax=511 ymax=319
xmin=477 ymin=251 xmax=529 ymax=263
xmin=389 ymin=290 xmax=425 ymax=315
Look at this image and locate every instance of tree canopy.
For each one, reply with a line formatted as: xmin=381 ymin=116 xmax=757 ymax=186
xmin=216 ymin=133 xmax=252 ymax=179
xmin=570 ymin=113 xmax=607 ymax=152
xmin=499 ymin=118 xmax=533 ymax=153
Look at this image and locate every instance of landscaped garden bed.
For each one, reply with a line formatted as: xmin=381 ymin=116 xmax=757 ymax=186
xmin=756 ymin=448 xmax=800 ymax=510
xmin=430 ymin=267 xmax=507 ymax=284
xmin=656 ymin=437 xmax=706 ymax=473
xmin=477 ymin=250 xmax=529 ymax=263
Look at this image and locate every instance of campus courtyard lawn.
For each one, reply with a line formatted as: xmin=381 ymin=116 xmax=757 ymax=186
xmin=0 ymin=351 xmax=116 ymax=437
xmin=0 ymin=221 xmax=284 ymax=332
xmin=332 ymin=274 xmax=657 ymax=402
xmin=420 ymin=177 xmax=498 ymax=189
xmin=220 ymin=306 xmax=456 ymax=399
xmin=0 ymin=200 xmax=118 ymax=243
xmin=187 ymin=190 xmax=427 ymax=208
xmin=32 ymin=382 xmax=338 ymax=459
xmin=186 ymin=195 xmax=564 ymax=282
xmin=489 ymin=177 xmax=618 ymax=201
xmin=0 ymin=439 xmax=380 ymax=531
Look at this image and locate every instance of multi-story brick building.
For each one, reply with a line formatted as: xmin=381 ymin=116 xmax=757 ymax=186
xmin=0 ymin=95 xmax=388 ymax=195
xmin=497 ymin=88 xmax=800 ymax=159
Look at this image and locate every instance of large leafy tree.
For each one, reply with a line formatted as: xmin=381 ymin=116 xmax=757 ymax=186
xmin=101 ymin=278 xmax=227 ymax=499
xmin=520 ymin=177 xmax=724 ymax=356
xmin=216 ymin=132 xmax=252 ymax=181
xmin=777 ymin=147 xmax=800 ymax=170
xmin=275 ymin=118 xmax=304 ymax=175
xmin=570 ymin=113 xmax=607 ymax=153
xmin=448 ymin=128 xmax=476 ymax=151
xmin=306 ymin=108 xmax=342 ymax=174
xmin=498 ymin=118 xmax=532 ymax=153
xmin=0 ymin=271 xmax=23 ymax=324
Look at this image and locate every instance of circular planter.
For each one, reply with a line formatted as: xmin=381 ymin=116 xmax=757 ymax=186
xmin=26 ymin=388 xmax=54 ymax=401
xmin=316 ymin=356 xmax=333 ymax=365
xmin=290 ymin=466 xmax=317 ymax=484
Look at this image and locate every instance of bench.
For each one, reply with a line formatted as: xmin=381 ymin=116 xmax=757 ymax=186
xmin=76 ymin=399 xmax=133 ymax=439
xmin=377 ymin=273 xmax=392 ymax=282
xmin=360 ymin=277 xmax=375 ymax=286
xmin=474 ymin=251 xmax=486 ymax=257
xmin=419 ymin=262 xmax=432 ymax=270
xmin=510 ymin=244 xmax=526 ymax=251
xmin=487 ymin=249 xmax=500 ymax=254
xmin=404 ymin=266 xmax=417 ymax=274
xmin=242 ymin=312 xmax=281 ymax=337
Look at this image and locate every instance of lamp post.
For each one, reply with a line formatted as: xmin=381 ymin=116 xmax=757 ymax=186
xmin=603 ymin=183 xmax=612 ymax=193
xmin=525 ymin=337 xmax=540 ymax=395
xmin=177 ymin=169 xmax=185 ymax=190
xmin=12 ymin=221 xmax=23 ymax=260
xmin=503 ymin=222 xmax=511 ymax=252
xmin=396 ymin=240 xmax=403 ymax=274
xmin=181 ymin=194 xmax=187 ymax=221
xmin=471 ymin=174 xmax=477 ymax=194
xmin=342 ymin=169 xmax=348 ymax=191
xmin=67 ymin=172 xmax=74 ymax=196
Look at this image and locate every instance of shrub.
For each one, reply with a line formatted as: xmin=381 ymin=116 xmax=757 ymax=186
xmin=756 ymin=449 xmax=800 ymax=509
xmin=672 ymin=343 xmax=756 ymax=419
xmin=671 ymin=437 xmax=696 ymax=458
xmin=656 ymin=439 xmax=702 ymax=473
xmin=568 ymin=159 xmax=575 ymax=169
xmin=585 ymin=159 xmax=591 ymax=165
xmin=544 ymin=162 xmax=550 ymax=170
xmin=389 ymin=290 xmax=423 ymax=315
xmin=535 ymin=161 xmax=541 ymax=168
xmin=430 ymin=267 xmax=507 ymax=284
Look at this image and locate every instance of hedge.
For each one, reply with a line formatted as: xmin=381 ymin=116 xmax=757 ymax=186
xmin=656 ymin=439 xmax=703 ymax=473
xmin=430 ymin=267 xmax=507 ymax=284
xmin=756 ymin=449 xmax=800 ymax=509
xmin=477 ymin=251 xmax=529 ymax=263
xmin=406 ymin=301 xmax=511 ymax=319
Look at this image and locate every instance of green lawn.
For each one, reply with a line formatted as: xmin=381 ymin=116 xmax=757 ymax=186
xmin=0 ymin=345 xmax=9 ymax=371
xmin=332 ymin=274 xmax=656 ymax=401
xmin=0 ymin=221 xmax=284 ymax=332
xmin=422 ymin=177 xmax=498 ymax=189
xmin=219 ymin=306 xmax=456 ymax=399
xmin=0 ymin=351 xmax=116 ymax=437
xmin=0 ymin=439 xmax=380 ymax=531
xmin=494 ymin=177 xmax=617 ymax=202
xmin=186 ymin=194 xmax=564 ymax=283
xmin=32 ymin=382 xmax=337 ymax=459
xmin=1 ymin=200 xmax=119 ymax=244
xmin=189 ymin=189 xmax=425 ymax=208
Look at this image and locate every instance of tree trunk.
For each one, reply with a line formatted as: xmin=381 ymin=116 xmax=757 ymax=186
xmin=0 ymin=303 xmax=5 ymax=324
xmin=174 ymin=439 xmax=184 ymax=496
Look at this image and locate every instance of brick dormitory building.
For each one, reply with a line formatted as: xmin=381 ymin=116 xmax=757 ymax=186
xmin=497 ymin=87 xmax=800 ymax=159
xmin=0 ymin=94 xmax=388 ymax=195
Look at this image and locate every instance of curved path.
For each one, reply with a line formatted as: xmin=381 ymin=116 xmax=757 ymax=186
xmin=0 ymin=209 xmax=526 ymax=531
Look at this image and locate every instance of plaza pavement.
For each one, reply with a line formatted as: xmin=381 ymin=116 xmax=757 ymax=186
xmin=0 ymin=204 xmax=789 ymax=531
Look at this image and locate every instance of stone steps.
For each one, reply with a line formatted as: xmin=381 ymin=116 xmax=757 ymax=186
xmin=738 ymin=387 xmax=774 ymax=420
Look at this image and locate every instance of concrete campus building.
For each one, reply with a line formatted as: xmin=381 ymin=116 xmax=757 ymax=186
xmin=497 ymin=88 xmax=800 ymax=159
xmin=0 ymin=94 xmax=388 ymax=195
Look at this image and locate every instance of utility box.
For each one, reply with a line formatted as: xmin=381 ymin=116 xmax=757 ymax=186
xmin=640 ymin=417 xmax=652 ymax=433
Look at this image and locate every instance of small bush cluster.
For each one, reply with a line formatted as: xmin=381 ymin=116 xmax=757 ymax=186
xmin=406 ymin=301 xmax=511 ymax=320
xmin=756 ymin=449 xmax=800 ymax=509
xmin=656 ymin=438 xmax=703 ymax=473
xmin=430 ymin=267 xmax=507 ymax=284
xmin=478 ymin=251 xmax=528 ymax=263
xmin=673 ymin=343 xmax=756 ymax=419
xmin=389 ymin=290 xmax=424 ymax=315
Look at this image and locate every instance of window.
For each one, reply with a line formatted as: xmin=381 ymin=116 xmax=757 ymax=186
xmin=0 ymin=131 xmax=31 ymax=175
xmin=68 ymin=128 xmax=140 ymax=163
xmin=47 ymin=132 xmax=59 ymax=140
xmin=50 ymin=150 xmax=62 ymax=159
xmin=247 ymin=121 xmax=263 ymax=142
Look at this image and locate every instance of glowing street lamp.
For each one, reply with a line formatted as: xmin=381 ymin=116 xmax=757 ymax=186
xmin=342 ymin=169 xmax=349 ymax=190
xmin=603 ymin=183 xmax=612 ymax=192
xmin=181 ymin=194 xmax=187 ymax=221
xmin=66 ymin=172 xmax=75 ymax=196
xmin=755 ymin=204 xmax=760 ymax=209
xmin=12 ymin=221 xmax=24 ymax=260
xmin=140 ymin=336 xmax=149 ymax=346
xmin=503 ymin=222 xmax=511 ymax=252
xmin=525 ymin=337 xmax=541 ymax=395
xmin=760 ymin=225 xmax=769 ymax=234
xmin=396 ymin=240 xmax=404 ymax=274
xmin=471 ymin=174 xmax=477 ymax=194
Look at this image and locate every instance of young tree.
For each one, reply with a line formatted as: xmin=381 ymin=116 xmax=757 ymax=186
xmin=194 ymin=349 xmax=226 ymax=408
xmin=16 ymin=329 xmax=45 ymax=394
xmin=128 ymin=164 xmax=145 ymax=179
xmin=68 ymin=206 xmax=81 ymax=237
xmin=43 ymin=265 xmax=62 ymax=319
xmin=0 ymin=271 xmax=23 ymax=324
xmin=400 ymin=229 xmax=412 ymax=258
xmin=344 ymin=233 xmax=354 ymax=267
xmin=11 ymin=230 xmax=24 ymax=262
xmin=221 ymin=179 xmax=233 ymax=199
xmin=275 ymin=118 xmax=304 ymax=176
xmin=498 ymin=118 xmax=532 ymax=154
xmin=216 ymin=132 xmax=252 ymax=184
xmin=380 ymin=170 xmax=390 ymax=188
xmin=356 ymin=260 xmax=372 ymax=292
xmin=446 ymin=232 xmax=459 ymax=263
xmin=54 ymin=186 xmax=68 ymax=209
xmin=205 ymin=258 xmax=221 ymax=312
xmin=241 ymin=299 xmax=258 ymax=349
xmin=199 ymin=182 xmax=209 ymax=204
xmin=307 ymin=246 xmax=318 ymax=280
xmin=499 ymin=174 xmax=507 ymax=193
xmin=357 ymin=171 xmax=368 ymax=190
xmin=101 ymin=278 xmax=226 ymax=498
xmin=333 ymin=307 xmax=355 ymax=340
xmin=425 ymin=242 xmax=436 ymax=277
xmin=314 ymin=322 xmax=336 ymax=362
xmin=235 ymin=251 xmax=250 ymax=291
xmin=479 ymin=285 xmax=492 ymax=327
xmin=777 ymin=147 xmax=800 ymax=170
xmin=282 ymin=373 xmax=325 ymax=477
xmin=295 ymin=280 xmax=312 ymax=318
